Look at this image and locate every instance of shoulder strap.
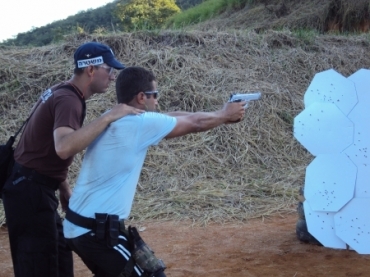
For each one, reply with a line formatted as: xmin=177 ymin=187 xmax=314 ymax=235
xmin=11 ymin=83 xmax=86 ymax=143
xmin=12 ymin=98 xmax=43 ymax=140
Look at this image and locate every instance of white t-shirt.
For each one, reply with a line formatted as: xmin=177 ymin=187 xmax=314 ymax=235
xmin=63 ymin=112 xmax=176 ymax=238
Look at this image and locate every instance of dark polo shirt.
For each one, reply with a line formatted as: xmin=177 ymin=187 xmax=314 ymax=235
xmin=14 ymin=83 xmax=84 ymax=182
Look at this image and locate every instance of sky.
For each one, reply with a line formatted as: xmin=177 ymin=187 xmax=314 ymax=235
xmin=1 ymin=0 xmax=115 ymax=42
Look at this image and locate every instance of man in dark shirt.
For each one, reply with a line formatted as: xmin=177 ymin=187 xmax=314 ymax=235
xmin=2 ymin=42 xmax=143 ymax=277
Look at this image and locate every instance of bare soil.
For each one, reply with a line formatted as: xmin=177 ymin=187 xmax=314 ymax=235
xmin=1 ymin=214 xmax=370 ymax=277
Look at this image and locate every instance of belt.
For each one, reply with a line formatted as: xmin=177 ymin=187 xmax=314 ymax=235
xmin=66 ymin=207 xmax=126 ymax=233
xmin=13 ymin=162 xmax=60 ymax=191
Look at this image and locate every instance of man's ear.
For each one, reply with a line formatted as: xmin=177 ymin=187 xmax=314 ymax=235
xmin=136 ymin=92 xmax=146 ymax=104
xmin=86 ymin=65 xmax=95 ymax=77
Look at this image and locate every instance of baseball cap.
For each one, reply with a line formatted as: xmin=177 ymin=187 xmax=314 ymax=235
xmin=74 ymin=42 xmax=125 ymax=70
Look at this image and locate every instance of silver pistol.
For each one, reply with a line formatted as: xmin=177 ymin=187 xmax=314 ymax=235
xmin=228 ymin=92 xmax=261 ymax=108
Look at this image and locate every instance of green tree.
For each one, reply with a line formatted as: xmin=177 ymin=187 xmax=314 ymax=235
xmin=176 ymin=0 xmax=204 ymax=10
xmin=115 ymin=0 xmax=180 ymax=30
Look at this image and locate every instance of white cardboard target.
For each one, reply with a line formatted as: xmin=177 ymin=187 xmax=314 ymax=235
xmin=304 ymin=69 xmax=358 ymax=115
xmin=344 ymin=129 xmax=370 ymax=197
xmin=304 ymin=201 xmax=346 ymax=249
xmin=304 ymin=154 xmax=357 ymax=212
xmin=344 ymin=69 xmax=370 ymax=197
xmin=294 ymin=102 xmax=354 ymax=156
xmin=294 ymin=68 xmax=370 ymax=254
xmin=348 ymin=69 xmax=370 ymax=104
xmin=334 ymin=198 xmax=370 ymax=254
xmin=304 ymin=69 xmax=357 ymax=115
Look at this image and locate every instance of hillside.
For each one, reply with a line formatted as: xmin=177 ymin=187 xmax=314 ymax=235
xmin=0 ymin=0 xmax=204 ymax=47
xmin=192 ymin=0 xmax=370 ymax=33
xmin=3 ymin=0 xmax=370 ymax=47
xmin=1 ymin=0 xmax=370 ymax=225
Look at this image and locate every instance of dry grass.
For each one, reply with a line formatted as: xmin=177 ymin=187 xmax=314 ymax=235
xmin=1 ymin=28 xmax=370 ymax=226
xmin=194 ymin=0 xmax=370 ymax=33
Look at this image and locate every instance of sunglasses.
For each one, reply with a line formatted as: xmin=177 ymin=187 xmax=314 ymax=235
xmin=97 ymin=65 xmax=114 ymax=76
xmin=144 ymin=90 xmax=159 ymax=99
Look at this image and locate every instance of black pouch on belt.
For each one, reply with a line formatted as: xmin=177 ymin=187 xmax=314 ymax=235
xmin=106 ymin=214 xmax=120 ymax=248
xmin=95 ymin=213 xmax=108 ymax=240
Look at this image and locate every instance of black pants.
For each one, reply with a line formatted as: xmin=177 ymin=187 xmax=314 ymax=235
xmin=2 ymin=170 xmax=73 ymax=277
xmin=67 ymin=231 xmax=144 ymax=277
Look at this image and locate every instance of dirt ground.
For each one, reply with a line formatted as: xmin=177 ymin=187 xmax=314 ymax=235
xmin=1 ymin=214 xmax=370 ymax=277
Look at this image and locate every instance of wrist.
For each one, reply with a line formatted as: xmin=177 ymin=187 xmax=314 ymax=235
xmin=59 ymin=180 xmax=70 ymax=191
xmin=100 ymin=112 xmax=113 ymax=126
xmin=216 ymin=110 xmax=229 ymax=124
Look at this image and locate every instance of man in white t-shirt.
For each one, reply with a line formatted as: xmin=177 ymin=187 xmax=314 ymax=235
xmin=63 ymin=66 xmax=246 ymax=277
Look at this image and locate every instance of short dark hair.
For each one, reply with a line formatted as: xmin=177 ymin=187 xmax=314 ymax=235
xmin=73 ymin=67 xmax=85 ymax=75
xmin=73 ymin=65 xmax=102 ymax=75
xmin=115 ymin=67 xmax=156 ymax=104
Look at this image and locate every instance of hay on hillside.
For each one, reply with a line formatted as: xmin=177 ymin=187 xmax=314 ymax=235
xmin=194 ymin=0 xmax=370 ymax=34
xmin=1 ymin=29 xmax=370 ymax=226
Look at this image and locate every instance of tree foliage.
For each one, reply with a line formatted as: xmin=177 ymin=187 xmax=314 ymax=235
xmin=115 ymin=0 xmax=181 ymax=30
xmin=0 ymin=1 xmax=122 ymax=47
xmin=0 ymin=0 xmax=204 ymax=47
xmin=176 ymin=0 xmax=206 ymax=10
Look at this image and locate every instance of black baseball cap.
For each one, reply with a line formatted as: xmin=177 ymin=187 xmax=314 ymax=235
xmin=74 ymin=42 xmax=125 ymax=70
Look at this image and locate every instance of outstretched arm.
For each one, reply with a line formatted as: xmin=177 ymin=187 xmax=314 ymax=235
xmin=165 ymin=111 xmax=192 ymax=117
xmin=165 ymin=102 xmax=245 ymax=139
xmin=54 ymin=103 xmax=143 ymax=159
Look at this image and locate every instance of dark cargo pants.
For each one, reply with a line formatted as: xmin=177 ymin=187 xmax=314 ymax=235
xmin=2 ymin=170 xmax=73 ymax=277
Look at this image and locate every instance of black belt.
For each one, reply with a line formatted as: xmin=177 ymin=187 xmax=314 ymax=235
xmin=66 ymin=207 xmax=125 ymax=233
xmin=13 ymin=162 xmax=60 ymax=191
xmin=66 ymin=207 xmax=96 ymax=230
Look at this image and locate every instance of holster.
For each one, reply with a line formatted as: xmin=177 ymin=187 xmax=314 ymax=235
xmin=128 ymin=226 xmax=166 ymax=276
